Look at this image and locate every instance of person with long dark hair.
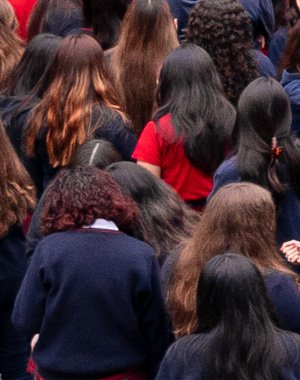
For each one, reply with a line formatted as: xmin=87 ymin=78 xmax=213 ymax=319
xmin=111 ymin=0 xmax=179 ymax=136
xmin=13 ymin=166 xmax=171 ymax=379
xmin=24 ymin=33 xmax=136 ymax=197
xmin=133 ymin=44 xmax=236 ymax=207
xmin=27 ymin=0 xmax=82 ymax=41
xmin=158 ymin=253 xmax=300 ymax=379
xmin=0 ymin=120 xmax=35 ymax=379
xmin=107 ymin=162 xmax=199 ymax=265
xmin=187 ymin=0 xmax=258 ymax=104
xmin=0 ymin=34 xmax=62 ymax=155
xmin=211 ymin=77 xmax=300 ymax=246
xmin=166 ymin=183 xmax=300 ymax=338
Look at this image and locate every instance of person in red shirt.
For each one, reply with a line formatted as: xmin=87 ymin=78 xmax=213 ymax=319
xmin=8 ymin=0 xmax=37 ymax=39
xmin=133 ymin=44 xmax=236 ymax=208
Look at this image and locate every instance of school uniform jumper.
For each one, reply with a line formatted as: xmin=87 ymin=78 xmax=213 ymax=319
xmin=12 ymin=224 xmax=172 ymax=379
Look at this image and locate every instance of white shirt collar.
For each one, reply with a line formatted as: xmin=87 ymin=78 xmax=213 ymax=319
xmin=83 ymin=219 xmax=119 ymax=231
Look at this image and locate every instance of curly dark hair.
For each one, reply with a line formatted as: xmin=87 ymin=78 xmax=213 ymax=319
xmin=187 ymin=0 xmax=258 ymax=104
xmin=41 ymin=166 xmax=138 ymax=235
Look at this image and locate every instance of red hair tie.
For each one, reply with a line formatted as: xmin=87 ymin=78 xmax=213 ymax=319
xmin=271 ymin=137 xmax=283 ymax=159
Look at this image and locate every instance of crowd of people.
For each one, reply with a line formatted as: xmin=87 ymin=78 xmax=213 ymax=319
xmin=2 ymin=0 xmax=300 ymax=379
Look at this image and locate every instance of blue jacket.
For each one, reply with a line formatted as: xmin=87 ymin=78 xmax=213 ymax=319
xmin=211 ymin=157 xmax=300 ymax=247
xmin=13 ymin=229 xmax=172 ymax=379
xmin=252 ymin=49 xmax=276 ymax=77
xmin=156 ymin=330 xmax=300 ymax=379
xmin=281 ymin=70 xmax=300 ymax=138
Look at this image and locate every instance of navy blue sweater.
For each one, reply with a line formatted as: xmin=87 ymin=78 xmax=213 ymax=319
xmin=210 ymin=156 xmax=300 ymax=248
xmin=156 ymin=331 xmax=300 ymax=379
xmin=13 ymin=230 xmax=172 ymax=379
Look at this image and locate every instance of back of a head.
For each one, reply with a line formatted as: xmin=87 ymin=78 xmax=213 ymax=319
xmin=112 ymin=0 xmax=179 ymax=135
xmin=196 ymin=253 xmax=284 ymax=380
xmin=236 ymin=77 xmax=300 ymax=196
xmin=40 ymin=166 xmax=138 ymax=235
xmin=156 ymin=43 xmax=236 ymax=174
xmin=187 ymin=0 xmax=258 ymax=104
xmin=69 ymin=139 xmax=123 ymax=169
xmin=27 ymin=0 xmax=82 ymax=41
xmin=25 ymin=34 xmax=121 ymax=168
xmin=166 ymin=182 xmax=292 ymax=337
xmin=238 ymin=77 xmax=291 ymax=143
xmin=5 ymin=34 xmax=62 ymax=97
xmin=107 ymin=162 xmax=197 ymax=258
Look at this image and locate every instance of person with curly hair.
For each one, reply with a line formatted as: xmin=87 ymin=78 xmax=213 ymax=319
xmin=13 ymin=166 xmax=171 ymax=379
xmin=187 ymin=0 xmax=258 ymax=104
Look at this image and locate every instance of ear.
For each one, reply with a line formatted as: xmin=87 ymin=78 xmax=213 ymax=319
xmin=257 ymin=34 xmax=266 ymax=49
xmin=174 ymin=18 xmax=178 ymax=31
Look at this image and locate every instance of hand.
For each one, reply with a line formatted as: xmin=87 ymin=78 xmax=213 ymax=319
xmin=280 ymin=240 xmax=300 ymax=264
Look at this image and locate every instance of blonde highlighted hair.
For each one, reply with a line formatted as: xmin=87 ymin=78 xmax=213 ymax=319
xmin=25 ymin=34 xmax=125 ymax=168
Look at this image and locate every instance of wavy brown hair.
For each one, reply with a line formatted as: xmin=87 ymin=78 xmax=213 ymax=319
xmin=0 ymin=120 xmax=35 ymax=237
xmin=187 ymin=0 xmax=258 ymax=105
xmin=111 ymin=0 xmax=179 ymax=135
xmin=25 ymin=34 xmax=124 ymax=168
xmin=41 ymin=166 xmax=138 ymax=235
xmin=0 ymin=0 xmax=24 ymax=91
xmin=167 ymin=182 xmax=298 ymax=337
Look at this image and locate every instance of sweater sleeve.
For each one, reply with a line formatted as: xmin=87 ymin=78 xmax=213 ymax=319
xmin=265 ymin=273 xmax=300 ymax=335
xmin=137 ymin=255 xmax=173 ymax=378
xmin=132 ymin=121 xmax=162 ymax=166
xmin=12 ymin=244 xmax=47 ymax=337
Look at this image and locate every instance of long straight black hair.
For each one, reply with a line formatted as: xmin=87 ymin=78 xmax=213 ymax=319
xmin=154 ymin=43 xmax=236 ymax=175
xmin=4 ymin=34 xmax=62 ymax=97
xmin=236 ymin=77 xmax=300 ymax=200
xmin=196 ymin=253 xmax=285 ymax=380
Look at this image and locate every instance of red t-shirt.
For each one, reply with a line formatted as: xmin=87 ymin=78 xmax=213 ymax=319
xmin=8 ymin=0 xmax=37 ymax=40
xmin=132 ymin=114 xmax=213 ymax=201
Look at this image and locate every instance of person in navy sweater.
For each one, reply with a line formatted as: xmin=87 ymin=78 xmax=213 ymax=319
xmin=211 ymin=77 xmax=300 ymax=248
xmin=164 ymin=182 xmax=300 ymax=338
xmin=13 ymin=166 xmax=172 ymax=380
xmin=157 ymin=253 xmax=300 ymax=380
xmin=0 ymin=120 xmax=35 ymax=379
xmin=167 ymin=0 xmax=197 ymax=41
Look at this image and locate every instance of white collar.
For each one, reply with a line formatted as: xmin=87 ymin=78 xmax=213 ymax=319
xmin=83 ymin=219 xmax=119 ymax=231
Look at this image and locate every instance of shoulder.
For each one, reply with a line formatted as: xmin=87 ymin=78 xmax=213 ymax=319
xmin=157 ymin=334 xmax=211 ymax=378
xmin=214 ymin=156 xmax=240 ymax=183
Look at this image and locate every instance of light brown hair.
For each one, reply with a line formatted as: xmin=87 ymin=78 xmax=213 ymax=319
xmin=167 ymin=182 xmax=298 ymax=337
xmin=111 ymin=0 xmax=179 ymax=135
xmin=0 ymin=0 xmax=24 ymax=91
xmin=25 ymin=34 xmax=124 ymax=168
xmin=0 ymin=120 xmax=35 ymax=237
